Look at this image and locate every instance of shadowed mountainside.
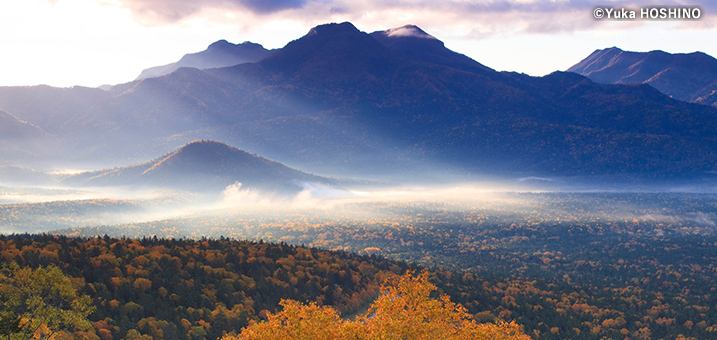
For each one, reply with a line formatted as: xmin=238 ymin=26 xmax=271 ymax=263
xmin=1 ymin=23 xmax=717 ymax=179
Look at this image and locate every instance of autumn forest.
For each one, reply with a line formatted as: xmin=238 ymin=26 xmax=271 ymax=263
xmin=2 ymin=192 xmax=717 ymax=339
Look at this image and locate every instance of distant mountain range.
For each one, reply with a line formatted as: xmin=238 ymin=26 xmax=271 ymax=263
xmin=0 ymin=109 xmax=52 ymax=165
xmin=135 ymin=40 xmax=274 ymax=80
xmin=0 ymin=109 xmax=47 ymax=140
xmin=0 ymin=165 xmax=55 ymax=186
xmin=1 ymin=22 xmax=717 ymax=181
xmin=63 ymin=140 xmax=337 ymax=193
xmin=568 ymin=47 xmax=717 ymax=107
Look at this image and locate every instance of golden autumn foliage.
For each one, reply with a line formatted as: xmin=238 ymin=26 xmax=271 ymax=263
xmin=0 ymin=263 xmax=94 ymax=340
xmin=227 ymin=271 xmax=530 ymax=340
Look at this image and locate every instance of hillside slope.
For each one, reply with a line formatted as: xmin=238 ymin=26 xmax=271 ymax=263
xmin=64 ymin=140 xmax=336 ymax=192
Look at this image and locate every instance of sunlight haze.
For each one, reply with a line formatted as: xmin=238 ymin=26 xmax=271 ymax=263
xmin=1 ymin=0 xmax=715 ymax=87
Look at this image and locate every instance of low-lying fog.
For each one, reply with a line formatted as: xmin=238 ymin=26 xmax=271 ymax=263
xmin=2 ymin=174 xmax=717 ymax=236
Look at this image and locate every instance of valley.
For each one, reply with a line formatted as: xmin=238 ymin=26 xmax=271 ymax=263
xmin=2 ymin=19 xmax=717 ymax=340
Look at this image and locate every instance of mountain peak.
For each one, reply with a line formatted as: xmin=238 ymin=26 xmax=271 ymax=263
xmin=208 ymin=39 xmax=231 ymax=48
xmin=178 ymin=139 xmax=235 ymax=152
xmin=369 ymin=25 xmax=495 ymax=76
xmin=259 ymin=21 xmax=399 ymax=79
xmin=158 ymin=140 xmax=256 ymax=171
xmin=206 ymin=40 xmax=266 ymax=52
xmin=135 ymin=40 xmax=272 ymax=80
xmin=602 ymin=46 xmax=623 ymax=52
xmin=307 ymin=22 xmax=360 ymax=37
xmin=380 ymin=25 xmax=436 ymax=40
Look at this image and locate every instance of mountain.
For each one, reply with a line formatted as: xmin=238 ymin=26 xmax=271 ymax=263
xmin=135 ymin=40 xmax=274 ymax=80
xmin=370 ymin=25 xmax=495 ymax=76
xmin=207 ymin=23 xmax=717 ymax=176
xmin=0 ymin=165 xmax=55 ymax=186
xmin=568 ymin=47 xmax=717 ymax=107
xmin=1 ymin=23 xmax=717 ymax=179
xmin=0 ymin=108 xmax=54 ymax=166
xmin=0 ymin=86 xmax=108 ymax=132
xmin=63 ymin=140 xmax=337 ymax=193
xmin=0 ymin=109 xmax=47 ymax=140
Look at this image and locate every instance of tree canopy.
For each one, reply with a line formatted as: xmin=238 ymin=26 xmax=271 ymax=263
xmin=0 ymin=263 xmax=94 ymax=340
xmin=230 ymin=271 xmax=530 ymax=340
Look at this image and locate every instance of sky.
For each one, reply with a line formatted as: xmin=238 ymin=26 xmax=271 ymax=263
xmin=0 ymin=0 xmax=715 ymax=88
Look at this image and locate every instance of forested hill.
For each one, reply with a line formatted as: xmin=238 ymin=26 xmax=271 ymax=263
xmin=62 ymin=140 xmax=338 ymax=193
xmin=0 ymin=235 xmax=423 ymax=339
xmin=6 ymin=229 xmax=717 ymax=339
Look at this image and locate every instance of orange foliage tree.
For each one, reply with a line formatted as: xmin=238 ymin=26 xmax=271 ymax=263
xmin=227 ymin=271 xmax=530 ymax=340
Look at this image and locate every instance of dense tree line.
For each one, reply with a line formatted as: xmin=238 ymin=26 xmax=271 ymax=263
xmin=13 ymin=192 xmax=717 ymax=339
xmin=5 ymin=226 xmax=717 ymax=339
xmin=0 ymin=235 xmax=421 ymax=339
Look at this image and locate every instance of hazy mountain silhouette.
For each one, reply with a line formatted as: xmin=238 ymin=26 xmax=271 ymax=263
xmin=136 ymin=40 xmax=274 ymax=80
xmin=0 ymin=165 xmax=55 ymax=186
xmin=0 ymin=109 xmax=47 ymax=140
xmin=0 ymin=86 xmax=108 ymax=133
xmin=0 ymin=108 xmax=54 ymax=165
xmin=568 ymin=47 xmax=717 ymax=107
xmin=1 ymin=23 xmax=717 ymax=179
xmin=63 ymin=140 xmax=337 ymax=193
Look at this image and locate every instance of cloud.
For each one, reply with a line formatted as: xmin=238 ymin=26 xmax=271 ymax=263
xmin=691 ymin=212 xmax=716 ymax=227
xmin=217 ymin=181 xmax=354 ymax=211
xmin=97 ymin=0 xmax=716 ymax=37
xmin=244 ymin=0 xmax=306 ymax=13
xmin=219 ymin=182 xmax=275 ymax=208
xmin=104 ymin=0 xmax=307 ymax=25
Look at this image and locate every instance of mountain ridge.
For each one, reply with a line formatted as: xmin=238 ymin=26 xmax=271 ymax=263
xmin=135 ymin=40 xmax=274 ymax=81
xmin=0 ymin=23 xmax=716 ymax=178
xmin=568 ymin=47 xmax=717 ymax=107
xmin=370 ymin=25 xmax=496 ymax=77
xmin=0 ymin=108 xmax=55 ymax=166
xmin=0 ymin=108 xmax=48 ymax=139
